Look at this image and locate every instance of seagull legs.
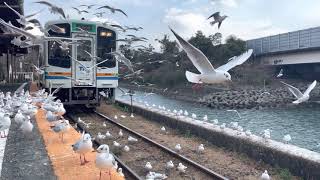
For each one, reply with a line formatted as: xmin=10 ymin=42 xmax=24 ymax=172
xmin=83 ymin=154 xmax=89 ymax=164
xmin=79 ymin=154 xmax=85 ymax=165
xmin=99 ymin=170 xmax=102 ymax=180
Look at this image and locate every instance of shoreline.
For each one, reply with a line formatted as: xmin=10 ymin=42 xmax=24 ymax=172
xmin=119 ymin=82 xmax=320 ymax=109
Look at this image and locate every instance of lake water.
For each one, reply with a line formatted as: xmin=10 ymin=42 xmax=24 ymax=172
xmin=116 ymin=88 xmax=320 ymax=153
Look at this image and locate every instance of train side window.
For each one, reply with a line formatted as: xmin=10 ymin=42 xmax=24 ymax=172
xmin=48 ymin=41 xmax=71 ymax=68
xmin=97 ymin=27 xmax=116 ymax=68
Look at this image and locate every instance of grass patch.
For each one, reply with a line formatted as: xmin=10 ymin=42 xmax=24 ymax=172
xmin=276 ymin=168 xmax=294 ymax=180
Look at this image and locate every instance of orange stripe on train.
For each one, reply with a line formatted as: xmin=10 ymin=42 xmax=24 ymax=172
xmin=48 ymin=72 xmax=72 ymax=76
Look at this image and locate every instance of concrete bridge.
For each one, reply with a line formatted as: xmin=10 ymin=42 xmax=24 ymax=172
xmin=246 ymin=26 xmax=320 ymax=79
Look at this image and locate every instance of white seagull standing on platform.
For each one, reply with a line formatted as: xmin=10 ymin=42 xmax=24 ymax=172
xmin=72 ymin=132 xmax=93 ymax=165
xmin=170 ymin=28 xmax=253 ymax=84
xmin=281 ymin=80 xmax=317 ymax=104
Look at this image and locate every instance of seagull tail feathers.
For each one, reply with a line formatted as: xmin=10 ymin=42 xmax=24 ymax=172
xmin=185 ymin=71 xmax=201 ymax=84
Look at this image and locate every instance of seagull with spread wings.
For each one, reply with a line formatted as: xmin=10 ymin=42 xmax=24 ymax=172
xmin=207 ymin=12 xmax=228 ymax=29
xmin=281 ymin=80 xmax=317 ymax=104
xmin=170 ymin=28 xmax=252 ymax=84
xmin=34 ymin=1 xmax=66 ymax=19
xmin=97 ymin=5 xmax=128 ymax=17
xmin=4 ymin=2 xmax=42 ymax=26
xmin=109 ymin=51 xmax=134 ymax=73
xmin=79 ymin=4 xmax=96 ymax=9
xmin=0 ymin=18 xmax=77 ymax=46
xmin=72 ymin=7 xmax=89 ymax=15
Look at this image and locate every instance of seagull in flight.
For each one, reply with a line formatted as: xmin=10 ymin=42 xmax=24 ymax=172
xmin=68 ymin=55 xmax=109 ymax=73
xmin=79 ymin=4 xmax=96 ymax=9
xmin=170 ymin=28 xmax=253 ymax=84
xmin=227 ymin=110 xmax=241 ymax=118
xmin=97 ymin=5 xmax=128 ymax=17
xmin=34 ymin=1 xmax=66 ymax=19
xmin=109 ymin=51 xmax=134 ymax=73
xmin=207 ymin=12 xmax=228 ymax=29
xmin=277 ymin=69 xmax=283 ymax=78
xmin=72 ymin=7 xmax=89 ymax=15
xmin=0 ymin=18 xmax=77 ymax=46
xmin=281 ymin=80 xmax=317 ymax=104
xmin=4 ymin=2 xmax=42 ymax=26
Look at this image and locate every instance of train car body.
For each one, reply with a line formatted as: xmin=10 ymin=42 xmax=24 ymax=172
xmin=42 ymin=19 xmax=118 ymax=106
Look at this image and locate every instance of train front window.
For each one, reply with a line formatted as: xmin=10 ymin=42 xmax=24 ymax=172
xmin=47 ymin=23 xmax=71 ymax=68
xmin=48 ymin=41 xmax=71 ymax=68
xmin=97 ymin=27 xmax=116 ymax=68
xmin=77 ymin=40 xmax=92 ymax=61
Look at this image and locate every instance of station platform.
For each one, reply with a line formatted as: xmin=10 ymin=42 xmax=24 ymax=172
xmin=0 ymin=83 xmax=124 ymax=179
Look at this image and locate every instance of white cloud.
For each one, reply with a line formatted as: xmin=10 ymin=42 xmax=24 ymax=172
xmin=209 ymin=0 xmax=239 ymax=8
xmin=163 ymin=7 xmax=288 ymax=41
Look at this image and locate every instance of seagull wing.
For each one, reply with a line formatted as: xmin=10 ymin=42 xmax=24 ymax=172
xmin=115 ymin=9 xmax=128 ymax=17
xmin=4 ymin=2 xmax=22 ymax=18
xmin=216 ymin=49 xmax=253 ymax=72
xmin=68 ymin=55 xmax=89 ymax=70
xmin=97 ymin=5 xmax=112 ymax=10
xmin=56 ymin=7 xmax=66 ymax=19
xmin=303 ymin=80 xmax=317 ymax=96
xmin=207 ymin=12 xmax=220 ymax=20
xmin=72 ymin=7 xmax=81 ymax=13
xmin=34 ymin=1 xmax=54 ymax=7
xmin=15 ymin=83 xmax=27 ymax=94
xmin=280 ymin=81 xmax=303 ymax=99
xmin=25 ymin=9 xmax=43 ymax=19
xmin=0 ymin=19 xmax=37 ymax=39
xmin=47 ymin=24 xmax=64 ymax=34
xmin=170 ymin=28 xmax=215 ymax=74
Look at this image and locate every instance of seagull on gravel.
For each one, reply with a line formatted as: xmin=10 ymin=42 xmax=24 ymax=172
xmin=128 ymin=136 xmax=138 ymax=143
xmin=145 ymin=162 xmax=153 ymax=171
xmin=207 ymin=12 xmax=228 ymax=29
xmin=260 ymin=170 xmax=270 ymax=180
xmin=118 ymin=129 xmax=123 ymax=137
xmin=20 ymin=116 xmax=33 ymax=134
xmin=105 ymin=131 xmax=112 ymax=138
xmin=175 ymin=144 xmax=182 ymax=152
xmin=177 ymin=163 xmax=187 ymax=173
xmin=170 ymin=28 xmax=253 ymax=84
xmin=166 ymin=160 xmax=174 ymax=170
xmin=123 ymin=145 xmax=130 ymax=152
xmin=95 ymin=144 xmax=116 ymax=180
xmin=281 ymin=80 xmax=317 ymax=104
xmin=197 ymin=144 xmax=205 ymax=153
xmin=72 ymin=132 xmax=93 ymax=165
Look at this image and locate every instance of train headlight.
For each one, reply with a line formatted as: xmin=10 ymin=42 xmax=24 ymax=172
xmin=100 ymin=31 xmax=112 ymax=37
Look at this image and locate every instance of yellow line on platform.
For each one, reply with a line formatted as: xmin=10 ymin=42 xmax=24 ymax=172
xmin=35 ymin=109 xmax=124 ymax=180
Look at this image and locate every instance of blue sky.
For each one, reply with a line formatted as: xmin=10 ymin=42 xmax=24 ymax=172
xmin=24 ymin=0 xmax=320 ymax=50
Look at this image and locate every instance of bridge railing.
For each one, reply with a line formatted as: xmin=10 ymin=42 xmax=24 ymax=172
xmin=247 ymin=26 xmax=320 ymax=56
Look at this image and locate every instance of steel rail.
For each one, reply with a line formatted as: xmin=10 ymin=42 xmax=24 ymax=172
xmin=94 ymin=111 xmax=228 ymax=180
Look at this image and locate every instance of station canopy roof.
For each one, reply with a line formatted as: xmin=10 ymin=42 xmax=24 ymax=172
xmin=0 ymin=0 xmax=27 ymax=55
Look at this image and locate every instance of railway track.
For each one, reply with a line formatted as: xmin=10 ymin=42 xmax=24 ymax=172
xmin=66 ymin=107 xmax=228 ymax=180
